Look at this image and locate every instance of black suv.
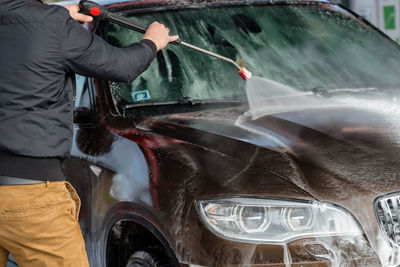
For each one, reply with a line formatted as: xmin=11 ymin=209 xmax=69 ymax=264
xmin=37 ymin=0 xmax=400 ymax=266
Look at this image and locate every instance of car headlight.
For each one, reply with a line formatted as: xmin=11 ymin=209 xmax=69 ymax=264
xmin=196 ymin=198 xmax=363 ymax=243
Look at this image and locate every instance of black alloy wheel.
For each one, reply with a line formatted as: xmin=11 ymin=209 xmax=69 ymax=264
xmin=125 ymin=246 xmax=174 ymax=267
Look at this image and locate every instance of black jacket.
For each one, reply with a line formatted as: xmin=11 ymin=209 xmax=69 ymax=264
xmin=0 ymin=0 xmax=157 ymax=180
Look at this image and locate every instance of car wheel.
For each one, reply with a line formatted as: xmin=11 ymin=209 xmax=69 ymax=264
xmin=125 ymin=246 xmax=174 ymax=267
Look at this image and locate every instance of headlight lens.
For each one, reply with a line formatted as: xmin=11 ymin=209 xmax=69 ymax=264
xmin=237 ymin=206 xmax=270 ymax=233
xmin=197 ymin=198 xmax=363 ymax=243
xmin=282 ymin=207 xmax=314 ymax=231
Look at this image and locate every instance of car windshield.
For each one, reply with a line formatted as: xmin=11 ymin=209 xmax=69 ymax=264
xmin=100 ymin=3 xmax=400 ymax=108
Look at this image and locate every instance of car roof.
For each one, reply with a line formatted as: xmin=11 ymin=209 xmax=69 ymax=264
xmin=54 ymin=0 xmax=332 ymax=8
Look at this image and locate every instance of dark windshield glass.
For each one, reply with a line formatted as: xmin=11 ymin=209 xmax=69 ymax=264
xmin=100 ymin=3 xmax=400 ymax=107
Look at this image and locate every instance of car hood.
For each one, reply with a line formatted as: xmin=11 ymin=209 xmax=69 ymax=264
xmin=136 ymin=95 xmax=400 ymax=262
xmin=147 ymin=102 xmax=400 ymax=198
xmin=248 ymin=105 xmax=400 ymax=196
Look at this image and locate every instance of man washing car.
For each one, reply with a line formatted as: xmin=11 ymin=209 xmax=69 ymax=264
xmin=0 ymin=0 xmax=178 ymax=266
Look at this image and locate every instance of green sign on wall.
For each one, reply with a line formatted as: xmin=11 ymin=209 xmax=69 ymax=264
xmin=384 ymin=5 xmax=396 ymax=30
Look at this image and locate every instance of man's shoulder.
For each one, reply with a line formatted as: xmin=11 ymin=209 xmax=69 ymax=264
xmin=30 ymin=2 xmax=71 ymax=24
xmin=2 ymin=1 xmax=71 ymax=25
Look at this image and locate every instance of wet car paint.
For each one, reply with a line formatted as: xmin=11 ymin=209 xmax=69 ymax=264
xmin=67 ymin=112 xmax=316 ymax=266
xmin=136 ymin=104 xmax=400 ymax=264
xmin=66 ymin=80 xmax=385 ymax=266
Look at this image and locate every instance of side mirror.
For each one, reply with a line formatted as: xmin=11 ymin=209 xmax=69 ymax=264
xmin=73 ymin=107 xmax=93 ymax=125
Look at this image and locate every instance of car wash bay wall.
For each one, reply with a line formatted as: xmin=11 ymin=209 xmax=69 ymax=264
xmin=346 ymin=0 xmax=400 ymax=43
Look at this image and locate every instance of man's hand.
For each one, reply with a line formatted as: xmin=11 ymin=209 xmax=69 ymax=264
xmin=144 ymin=22 xmax=179 ymax=51
xmin=64 ymin=4 xmax=93 ymax=24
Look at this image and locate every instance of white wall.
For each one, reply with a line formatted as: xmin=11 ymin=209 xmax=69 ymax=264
xmin=350 ymin=0 xmax=400 ymax=42
xmin=351 ymin=0 xmax=378 ymax=25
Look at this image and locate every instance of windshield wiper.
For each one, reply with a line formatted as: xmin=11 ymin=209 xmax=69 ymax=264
xmin=122 ymin=97 xmax=242 ymax=110
xmin=121 ymin=97 xmax=244 ymax=118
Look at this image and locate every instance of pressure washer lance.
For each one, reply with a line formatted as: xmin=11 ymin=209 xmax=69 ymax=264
xmin=79 ymin=0 xmax=253 ymax=81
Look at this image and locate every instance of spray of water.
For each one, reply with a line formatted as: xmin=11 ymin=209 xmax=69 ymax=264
xmin=245 ymin=76 xmax=324 ymax=119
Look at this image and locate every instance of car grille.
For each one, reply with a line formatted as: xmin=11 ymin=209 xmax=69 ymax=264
xmin=374 ymin=192 xmax=400 ymax=247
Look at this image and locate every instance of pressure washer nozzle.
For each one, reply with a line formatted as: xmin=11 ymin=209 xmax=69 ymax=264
xmin=238 ymin=67 xmax=252 ymax=81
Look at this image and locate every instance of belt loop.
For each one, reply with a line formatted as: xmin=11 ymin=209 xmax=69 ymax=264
xmin=45 ymin=181 xmax=50 ymax=187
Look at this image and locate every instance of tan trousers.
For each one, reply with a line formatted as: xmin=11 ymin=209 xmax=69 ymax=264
xmin=0 ymin=181 xmax=89 ymax=267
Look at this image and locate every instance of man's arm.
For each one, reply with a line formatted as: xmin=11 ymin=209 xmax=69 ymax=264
xmin=61 ymin=13 xmax=178 ymax=83
xmin=62 ymin=3 xmax=177 ymax=46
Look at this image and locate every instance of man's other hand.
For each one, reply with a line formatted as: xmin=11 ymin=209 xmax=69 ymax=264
xmin=144 ymin=22 xmax=179 ymax=51
xmin=64 ymin=4 xmax=93 ymax=24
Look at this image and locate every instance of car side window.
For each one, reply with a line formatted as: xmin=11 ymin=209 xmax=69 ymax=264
xmin=75 ymin=74 xmax=84 ymax=108
xmin=75 ymin=74 xmax=91 ymax=109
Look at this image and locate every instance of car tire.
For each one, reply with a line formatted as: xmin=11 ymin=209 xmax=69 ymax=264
xmin=125 ymin=246 xmax=174 ymax=267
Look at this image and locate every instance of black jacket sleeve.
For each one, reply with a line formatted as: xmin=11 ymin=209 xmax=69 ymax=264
xmin=61 ymin=16 xmax=157 ymax=83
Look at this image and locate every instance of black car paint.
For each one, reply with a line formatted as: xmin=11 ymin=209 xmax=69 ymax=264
xmin=66 ymin=77 xmax=388 ymax=266
xmin=68 ymin=81 xmax=316 ymax=265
